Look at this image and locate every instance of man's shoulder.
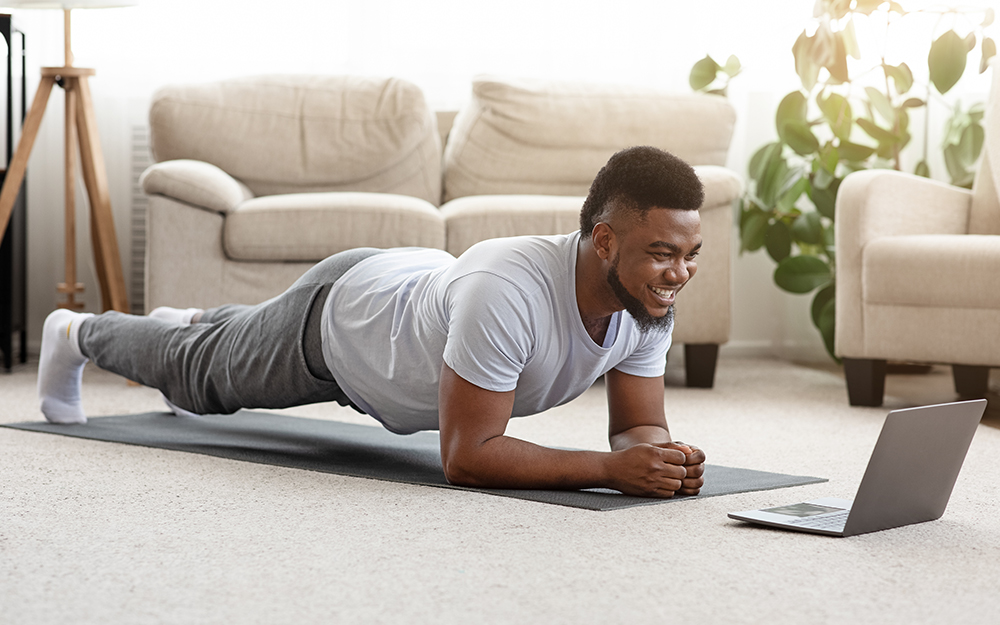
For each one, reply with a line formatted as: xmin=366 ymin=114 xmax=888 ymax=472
xmin=455 ymin=232 xmax=578 ymax=278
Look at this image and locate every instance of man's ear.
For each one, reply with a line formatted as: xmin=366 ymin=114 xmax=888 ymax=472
xmin=591 ymin=222 xmax=615 ymax=261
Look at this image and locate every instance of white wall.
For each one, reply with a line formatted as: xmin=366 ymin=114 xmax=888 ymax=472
xmin=7 ymin=0 xmax=996 ymax=362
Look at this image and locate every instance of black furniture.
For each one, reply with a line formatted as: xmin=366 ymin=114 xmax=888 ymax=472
xmin=0 ymin=13 xmax=27 ymax=370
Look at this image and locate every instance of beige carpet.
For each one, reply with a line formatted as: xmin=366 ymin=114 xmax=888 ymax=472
xmin=2 ymin=356 xmax=998 ymax=625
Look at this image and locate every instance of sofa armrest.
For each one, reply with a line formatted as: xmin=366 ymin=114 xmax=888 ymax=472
xmin=140 ymin=159 xmax=254 ymax=214
xmin=693 ymin=165 xmax=743 ymax=210
xmin=835 ymin=169 xmax=972 ymax=357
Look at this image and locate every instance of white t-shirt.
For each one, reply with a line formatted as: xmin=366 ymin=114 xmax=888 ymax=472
xmin=321 ymin=232 xmax=672 ymax=434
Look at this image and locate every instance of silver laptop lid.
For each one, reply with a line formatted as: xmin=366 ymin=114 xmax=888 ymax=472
xmin=842 ymin=399 xmax=986 ymax=536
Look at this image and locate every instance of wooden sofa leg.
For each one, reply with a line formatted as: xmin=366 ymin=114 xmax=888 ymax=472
xmin=843 ymin=358 xmax=887 ymax=407
xmin=952 ymin=365 xmax=990 ymax=398
xmin=684 ymin=343 xmax=719 ymax=389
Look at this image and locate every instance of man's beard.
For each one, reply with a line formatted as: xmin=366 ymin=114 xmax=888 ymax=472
xmin=607 ymin=255 xmax=675 ymax=334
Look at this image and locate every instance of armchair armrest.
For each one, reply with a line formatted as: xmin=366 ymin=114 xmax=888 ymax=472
xmin=835 ymin=169 xmax=972 ymax=357
xmin=140 ymin=159 xmax=254 ymax=214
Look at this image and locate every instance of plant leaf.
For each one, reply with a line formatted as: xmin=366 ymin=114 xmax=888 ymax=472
xmin=843 ymin=18 xmax=861 ymax=59
xmin=765 ymin=220 xmax=792 ymax=263
xmin=838 ymin=141 xmax=876 ymax=162
xmin=819 ymin=143 xmax=839 ymax=174
xmin=793 ymin=30 xmax=820 ymax=90
xmin=791 ymin=211 xmax=823 ymax=245
xmin=785 ymin=122 xmax=820 ymax=156
xmin=884 ymin=63 xmax=913 ymax=95
xmin=902 ymin=97 xmax=925 ymax=108
xmin=774 ymin=255 xmax=832 ymax=294
xmin=690 ymin=55 xmax=720 ymax=91
xmin=816 ymin=296 xmax=837 ymax=360
xmin=756 ymin=147 xmax=794 ymax=207
xmin=777 ymin=92 xmax=818 ymax=155
xmin=810 ymin=184 xmax=837 ymax=220
xmin=777 ymin=176 xmax=809 ymax=212
xmin=857 ymin=118 xmax=897 ymax=143
xmin=855 ymin=0 xmax=883 ymax=15
xmin=749 ymin=142 xmax=782 ymax=182
xmin=818 ymin=92 xmax=852 ymax=140
xmin=865 ymin=86 xmax=895 ymax=124
xmin=982 ymin=38 xmax=997 ymax=74
xmin=827 ymin=31 xmax=850 ymax=84
xmin=810 ymin=283 xmax=836 ymax=329
xmin=984 ymin=7 xmax=995 ymax=27
xmin=965 ymin=32 xmax=977 ymax=52
xmin=914 ymin=160 xmax=931 ymax=178
xmin=741 ymin=209 xmax=770 ymax=252
xmin=928 ymin=30 xmax=968 ymax=95
xmin=724 ymin=55 xmax=742 ymax=77
xmin=776 ymin=91 xmax=808 ymax=129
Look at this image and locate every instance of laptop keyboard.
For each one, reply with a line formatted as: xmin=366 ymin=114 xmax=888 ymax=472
xmin=788 ymin=511 xmax=850 ymax=531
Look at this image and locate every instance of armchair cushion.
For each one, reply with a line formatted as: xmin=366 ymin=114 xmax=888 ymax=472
xmin=442 ymin=75 xmax=736 ymax=202
xmin=224 ymin=192 xmax=445 ymax=261
xmin=863 ymin=235 xmax=1000 ymax=309
xmin=149 ymin=75 xmax=442 ymax=204
xmin=141 ymin=159 xmax=254 ymax=214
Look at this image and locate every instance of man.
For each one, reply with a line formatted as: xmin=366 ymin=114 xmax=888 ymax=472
xmin=38 ymin=146 xmax=707 ymax=498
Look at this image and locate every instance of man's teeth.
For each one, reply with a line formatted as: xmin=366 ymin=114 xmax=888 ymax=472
xmin=651 ymin=286 xmax=674 ymax=298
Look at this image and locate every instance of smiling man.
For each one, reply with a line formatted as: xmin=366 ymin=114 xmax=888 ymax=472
xmin=38 ymin=146 xmax=707 ymax=498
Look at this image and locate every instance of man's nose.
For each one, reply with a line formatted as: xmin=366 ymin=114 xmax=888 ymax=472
xmin=663 ymin=261 xmax=689 ymax=285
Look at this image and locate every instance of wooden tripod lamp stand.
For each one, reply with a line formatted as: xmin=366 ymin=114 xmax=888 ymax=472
xmin=0 ymin=0 xmax=138 ymax=313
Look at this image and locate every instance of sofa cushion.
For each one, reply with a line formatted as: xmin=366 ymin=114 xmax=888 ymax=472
xmin=149 ymin=75 xmax=442 ymax=205
xmin=442 ymin=76 xmax=736 ymax=202
xmin=224 ymin=192 xmax=445 ymax=261
xmin=440 ymin=195 xmax=584 ymax=257
xmin=863 ymin=234 xmax=1000 ymax=309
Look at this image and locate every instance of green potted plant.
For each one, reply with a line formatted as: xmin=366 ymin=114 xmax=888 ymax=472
xmin=694 ymin=0 xmax=995 ymax=360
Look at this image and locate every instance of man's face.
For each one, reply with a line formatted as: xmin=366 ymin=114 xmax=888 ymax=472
xmin=603 ymin=208 xmax=702 ymax=332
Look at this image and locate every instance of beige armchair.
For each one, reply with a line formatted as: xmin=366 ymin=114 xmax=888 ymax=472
xmin=835 ymin=68 xmax=1000 ymax=406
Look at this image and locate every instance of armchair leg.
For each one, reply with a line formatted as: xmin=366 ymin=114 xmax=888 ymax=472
xmin=843 ymin=358 xmax=887 ymax=407
xmin=684 ymin=343 xmax=719 ymax=389
xmin=952 ymin=365 xmax=990 ymax=398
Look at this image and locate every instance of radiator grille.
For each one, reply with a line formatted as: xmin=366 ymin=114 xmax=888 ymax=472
xmin=129 ymin=125 xmax=152 ymax=315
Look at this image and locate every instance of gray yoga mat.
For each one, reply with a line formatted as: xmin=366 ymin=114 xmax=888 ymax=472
xmin=4 ymin=411 xmax=827 ymax=511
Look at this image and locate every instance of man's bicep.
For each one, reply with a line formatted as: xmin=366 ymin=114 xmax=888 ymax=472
xmin=438 ymin=363 xmax=516 ymax=478
xmin=442 ymin=273 xmax=534 ymax=392
xmin=605 ymin=368 xmax=668 ymax=437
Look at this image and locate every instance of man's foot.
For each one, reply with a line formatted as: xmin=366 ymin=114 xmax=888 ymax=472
xmin=149 ymin=306 xmax=203 ymax=325
xmin=38 ymin=309 xmax=94 ymax=424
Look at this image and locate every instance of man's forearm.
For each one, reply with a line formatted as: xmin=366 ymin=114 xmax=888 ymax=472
xmin=609 ymin=424 xmax=672 ymax=451
xmin=442 ymin=434 xmax=613 ymax=491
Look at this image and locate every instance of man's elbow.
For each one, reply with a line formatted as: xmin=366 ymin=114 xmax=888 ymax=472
xmin=441 ymin=453 xmax=489 ymax=488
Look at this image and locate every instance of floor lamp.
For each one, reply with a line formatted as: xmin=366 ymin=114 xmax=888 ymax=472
xmin=0 ymin=0 xmax=137 ymax=313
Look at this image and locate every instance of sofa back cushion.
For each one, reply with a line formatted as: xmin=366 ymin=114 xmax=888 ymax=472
xmin=442 ymin=76 xmax=736 ymax=202
xmin=149 ymin=75 xmax=442 ymax=205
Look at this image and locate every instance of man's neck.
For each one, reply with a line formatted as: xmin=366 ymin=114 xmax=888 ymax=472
xmin=576 ymin=236 xmax=619 ymax=345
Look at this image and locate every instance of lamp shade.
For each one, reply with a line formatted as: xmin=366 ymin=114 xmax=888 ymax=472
xmin=0 ymin=1 xmax=139 ymax=8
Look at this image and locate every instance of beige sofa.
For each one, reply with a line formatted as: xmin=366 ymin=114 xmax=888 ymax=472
xmin=141 ymin=74 xmax=743 ymax=387
xmin=835 ymin=63 xmax=1000 ymax=406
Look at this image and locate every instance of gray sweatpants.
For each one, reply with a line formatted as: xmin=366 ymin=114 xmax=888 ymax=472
xmin=79 ymin=248 xmax=384 ymax=415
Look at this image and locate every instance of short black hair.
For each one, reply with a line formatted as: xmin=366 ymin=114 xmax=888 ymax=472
xmin=579 ymin=146 xmax=704 ymax=237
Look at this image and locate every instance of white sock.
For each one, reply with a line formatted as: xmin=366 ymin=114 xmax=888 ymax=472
xmin=38 ymin=309 xmax=94 ymax=424
xmin=148 ymin=306 xmax=203 ymax=325
xmin=162 ymin=395 xmax=201 ymax=418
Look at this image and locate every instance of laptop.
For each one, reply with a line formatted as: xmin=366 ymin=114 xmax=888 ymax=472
xmin=728 ymin=399 xmax=987 ymax=537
